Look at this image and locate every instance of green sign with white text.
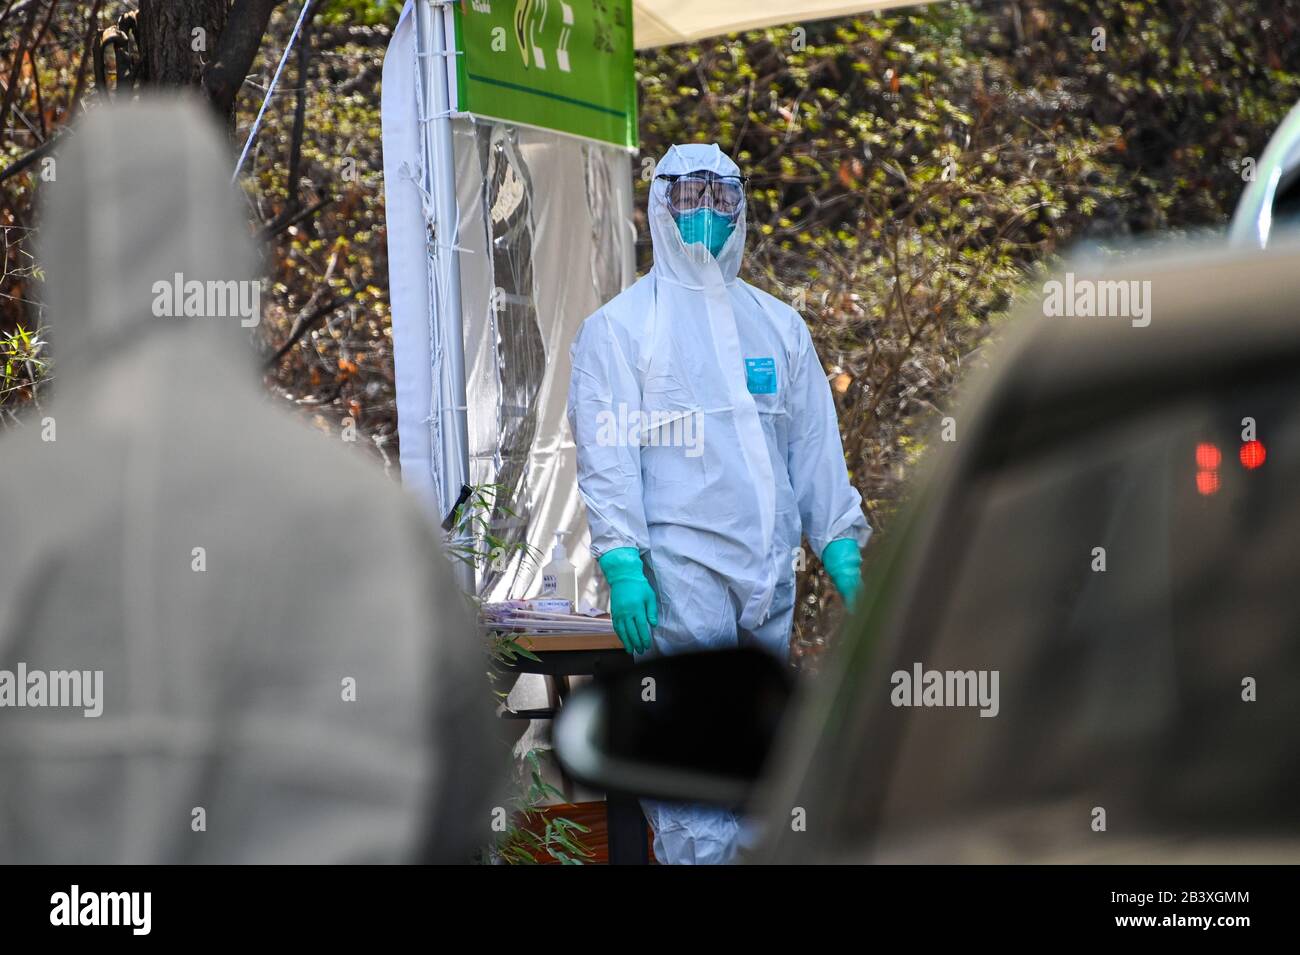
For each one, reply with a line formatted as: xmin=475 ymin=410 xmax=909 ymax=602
xmin=452 ymin=0 xmax=637 ymax=149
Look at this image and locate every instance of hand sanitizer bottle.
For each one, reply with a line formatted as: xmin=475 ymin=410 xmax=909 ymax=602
xmin=541 ymin=532 xmax=577 ymax=604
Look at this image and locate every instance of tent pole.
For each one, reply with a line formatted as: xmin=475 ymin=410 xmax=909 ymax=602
xmin=416 ymin=0 xmax=474 ymax=595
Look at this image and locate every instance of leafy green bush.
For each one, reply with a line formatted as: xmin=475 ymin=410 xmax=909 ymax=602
xmin=320 ymin=0 xmax=404 ymax=27
xmin=0 ymin=323 xmax=48 ymax=422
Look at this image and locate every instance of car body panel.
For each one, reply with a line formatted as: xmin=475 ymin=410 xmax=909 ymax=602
xmin=754 ymin=240 xmax=1300 ymax=864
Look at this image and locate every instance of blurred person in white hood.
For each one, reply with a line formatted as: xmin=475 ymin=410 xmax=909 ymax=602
xmin=0 ymin=97 xmax=500 ymax=863
xmin=567 ymin=143 xmax=871 ymax=864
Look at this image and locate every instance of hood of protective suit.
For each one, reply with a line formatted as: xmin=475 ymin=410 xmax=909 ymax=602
xmin=39 ymin=96 xmax=259 ymax=382
xmin=649 ymin=143 xmax=747 ymax=287
xmin=0 ymin=97 xmax=501 ymax=863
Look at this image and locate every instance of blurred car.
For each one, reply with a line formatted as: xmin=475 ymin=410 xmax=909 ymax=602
xmin=555 ymin=238 xmax=1300 ymax=863
xmin=1230 ymin=99 xmax=1300 ymax=248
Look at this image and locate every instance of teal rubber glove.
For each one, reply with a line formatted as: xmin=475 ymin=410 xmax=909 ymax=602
xmin=821 ymin=538 xmax=862 ymax=611
xmin=598 ymin=547 xmax=658 ymax=655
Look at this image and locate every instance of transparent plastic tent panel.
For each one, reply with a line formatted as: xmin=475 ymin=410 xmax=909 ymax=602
xmin=452 ymin=117 xmax=636 ymax=602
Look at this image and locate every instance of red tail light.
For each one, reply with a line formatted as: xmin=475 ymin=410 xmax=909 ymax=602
xmin=1195 ymin=442 xmax=1222 ymax=469
xmin=1240 ymin=440 xmax=1267 ymax=470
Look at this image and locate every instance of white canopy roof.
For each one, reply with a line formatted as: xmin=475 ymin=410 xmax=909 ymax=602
xmin=633 ymin=0 xmax=925 ymax=48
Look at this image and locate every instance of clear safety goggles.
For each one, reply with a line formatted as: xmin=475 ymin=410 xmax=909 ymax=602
xmin=655 ymin=172 xmax=748 ymax=216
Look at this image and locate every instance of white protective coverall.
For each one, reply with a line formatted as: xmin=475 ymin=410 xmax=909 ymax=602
xmin=0 ymin=98 xmax=501 ymax=863
xmin=567 ymin=143 xmax=871 ymax=863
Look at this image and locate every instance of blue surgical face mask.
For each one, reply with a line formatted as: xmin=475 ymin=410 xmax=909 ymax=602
xmin=674 ymin=208 xmax=736 ymax=258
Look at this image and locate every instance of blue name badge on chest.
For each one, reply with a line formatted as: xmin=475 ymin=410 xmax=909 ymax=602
xmin=744 ymin=357 xmax=777 ymax=395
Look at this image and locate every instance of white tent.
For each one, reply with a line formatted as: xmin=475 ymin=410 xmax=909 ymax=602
xmin=633 ymin=0 xmax=925 ymax=48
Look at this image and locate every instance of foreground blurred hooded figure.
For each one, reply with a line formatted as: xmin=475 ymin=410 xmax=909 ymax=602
xmin=567 ymin=143 xmax=871 ymax=863
xmin=0 ymin=97 xmax=499 ymax=863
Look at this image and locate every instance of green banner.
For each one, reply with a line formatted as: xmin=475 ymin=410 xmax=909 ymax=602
xmin=451 ymin=0 xmax=637 ymax=149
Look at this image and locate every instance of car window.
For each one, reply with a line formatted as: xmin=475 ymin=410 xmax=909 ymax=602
xmin=1271 ymin=167 xmax=1300 ymax=238
xmin=833 ymin=375 xmax=1300 ymax=859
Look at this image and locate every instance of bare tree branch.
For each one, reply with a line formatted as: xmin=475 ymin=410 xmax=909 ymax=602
xmin=0 ymin=117 xmax=59 ymax=184
xmin=0 ymin=0 xmax=42 ymax=137
xmin=67 ymin=0 xmax=104 ymax=115
xmin=286 ymin=0 xmax=320 ymax=210
xmin=202 ymin=0 xmax=283 ymax=118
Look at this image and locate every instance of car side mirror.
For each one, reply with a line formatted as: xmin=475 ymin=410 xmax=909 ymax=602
xmin=554 ymin=648 xmax=794 ymax=807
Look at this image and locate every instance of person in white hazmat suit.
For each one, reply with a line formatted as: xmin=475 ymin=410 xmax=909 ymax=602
xmin=0 ymin=97 xmax=501 ymax=863
xmin=567 ymin=143 xmax=871 ymax=864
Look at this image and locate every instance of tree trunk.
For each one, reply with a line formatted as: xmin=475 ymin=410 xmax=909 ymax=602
xmin=137 ymin=0 xmax=228 ymax=87
xmin=135 ymin=0 xmax=282 ymax=121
